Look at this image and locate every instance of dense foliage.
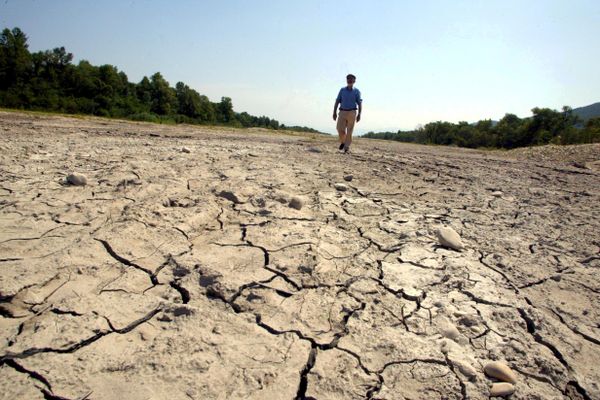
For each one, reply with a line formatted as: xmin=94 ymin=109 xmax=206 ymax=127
xmin=0 ymin=27 xmax=319 ymax=133
xmin=364 ymin=107 xmax=600 ymax=149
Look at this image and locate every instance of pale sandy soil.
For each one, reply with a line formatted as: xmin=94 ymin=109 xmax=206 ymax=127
xmin=0 ymin=111 xmax=599 ymax=400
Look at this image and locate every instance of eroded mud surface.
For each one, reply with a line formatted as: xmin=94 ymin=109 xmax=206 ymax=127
xmin=1 ymin=111 xmax=599 ymax=399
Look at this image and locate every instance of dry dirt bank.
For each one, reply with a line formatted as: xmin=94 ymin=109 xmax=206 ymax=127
xmin=1 ymin=111 xmax=599 ymax=399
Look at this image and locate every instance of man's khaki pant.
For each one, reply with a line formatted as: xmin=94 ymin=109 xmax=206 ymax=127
xmin=337 ymin=110 xmax=357 ymax=148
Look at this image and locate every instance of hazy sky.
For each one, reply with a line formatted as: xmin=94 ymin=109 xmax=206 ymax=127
xmin=2 ymin=0 xmax=599 ymax=134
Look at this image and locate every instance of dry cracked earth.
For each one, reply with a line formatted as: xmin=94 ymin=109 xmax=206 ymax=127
xmin=0 ymin=111 xmax=599 ymax=400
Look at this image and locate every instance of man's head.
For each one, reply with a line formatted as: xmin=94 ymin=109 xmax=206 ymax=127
xmin=346 ymin=74 xmax=356 ymax=88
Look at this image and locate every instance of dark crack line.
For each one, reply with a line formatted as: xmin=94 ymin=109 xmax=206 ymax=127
xmin=477 ymin=251 xmax=520 ymax=292
xmin=169 ymin=281 xmax=190 ymax=304
xmin=0 ymin=257 xmax=23 ymax=262
xmin=565 ymin=380 xmax=592 ymax=400
xmin=93 ymin=238 xmax=155 ymax=280
xmin=1 ymin=358 xmax=58 ymax=397
xmin=0 ymin=308 xmax=161 ymax=362
xmin=461 ymin=290 xmax=513 ymax=308
xmin=295 ymin=347 xmax=317 ymax=400
xmin=518 ymin=275 xmax=560 ymax=289
xmin=548 ymin=308 xmax=600 ymax=346
xmin=397 ymin=256 xmax=444 ymax=270
xmin=443 ymin=353 xmax=468 ymax=400
xmin=517 ymin=307 xmax=571 ymax=371
xmin=172 ymin=226 xmax=189 ymax=241
xmin=216 ymin=207 xmax=225 ymax=230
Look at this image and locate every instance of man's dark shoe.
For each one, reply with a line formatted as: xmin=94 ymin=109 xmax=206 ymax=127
xmin=344 ymin=146 xmax=350 ymax=153
xmin=339 ymin=143 xmax=345 ymax=150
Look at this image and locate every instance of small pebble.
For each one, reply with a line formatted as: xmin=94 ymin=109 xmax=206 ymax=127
xmin=334 ymin=183 xmax=348 ymax=191
xmin=455 ymin=360 xmax=478 ymax=381
xmin=484 ymin=361 xmax=517 ymax=384
xmin=181 ymin=146 xmax=191 ymax=153
xmin=289 ymin=196 xmax=304 ymax=210
xmin=343 ymin=174 xmax=353 ymax=182
xmin=441 ymin=325 xmax=461 ymax=341
xmin=66 ymin=173 xmax=88 ymax=186
xmin=436 ymin=226 xmax=464 ymax=250
xmin=490 ymin=382 xmax=515 ymax=397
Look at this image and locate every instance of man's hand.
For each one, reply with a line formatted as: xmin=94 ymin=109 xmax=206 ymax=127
xmin=333 ymin=113 xmax=337 ymax=121
xmin=356 ymin=114 xmax=361 ymax=122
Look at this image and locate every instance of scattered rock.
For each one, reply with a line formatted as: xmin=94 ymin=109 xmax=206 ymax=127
xmin=343 ymin=174 xmax=353 ymax=182
xmin=489 ymin=382 xmax=515 ymax=397
xmin=491 ymin=191 xmax=503 ymax=197
xmin=289 ymin=196 xmax=304 ymax=210
xmin=163 ymin=197 xmax=195 ymax=208
xmin=484 ymin=361 xmax=517 ymax=384
xmin=334 ymin=183 xmax=348 ymax=191
xmin=66 ymin=172 xmax=88 ymax=186
xmin=455 ymin=360 xmax=478 ymax=381
xmin=440 ymin=325 xmax=461 ymax=341
xmin=436 ymin=226 xmax=464 ymax=250
xmin=307 ymin=147 xmax=322 ymax=153
xmin=181 ymin=146 xmax=191 ymax=153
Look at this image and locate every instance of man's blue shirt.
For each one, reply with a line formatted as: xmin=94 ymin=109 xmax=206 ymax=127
xmin=336 ymin=86 xmax=362 ymax=110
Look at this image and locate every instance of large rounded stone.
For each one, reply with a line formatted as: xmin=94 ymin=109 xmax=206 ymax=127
xmin=66 ymin=172 xmax=88 ymax=186
xmin=484 ymin=361 xmax=517 ymax=383
xmin=436 ymin=227 xmax=464 ymax=250
xmin=334 ymin=183 xmax=348 ymax=191
xmin=489 ymin=382 xmax=515 ymax=397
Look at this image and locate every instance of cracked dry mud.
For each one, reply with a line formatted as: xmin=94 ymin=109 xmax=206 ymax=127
xmin=0 ymin=111 xmax=599 ymax=400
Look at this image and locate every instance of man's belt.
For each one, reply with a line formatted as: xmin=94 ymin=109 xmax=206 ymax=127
xmin=339 ymin=108 xmax=357 ymax=111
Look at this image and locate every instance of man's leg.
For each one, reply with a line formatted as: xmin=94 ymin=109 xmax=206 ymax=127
xmin=336 ymin=111 xmax=347 ymax=145
xmin=343 ymin=111 xmax=357 ymax=150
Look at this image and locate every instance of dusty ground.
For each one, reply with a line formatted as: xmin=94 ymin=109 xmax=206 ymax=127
xmin=0 ymin=110 xmax=599 ymax=400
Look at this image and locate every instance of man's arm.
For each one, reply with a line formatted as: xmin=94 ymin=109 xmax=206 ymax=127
xmin=333 ymin=99 xmax=340 ymax=121
xmin=357 ymin=102 xmax=362 ymax=122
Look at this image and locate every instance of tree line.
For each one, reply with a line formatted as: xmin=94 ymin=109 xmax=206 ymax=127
xmin=364 ymin=109 xmax=600 ymax=149
xmin=0 ymin=27 xmax=321 ymax=133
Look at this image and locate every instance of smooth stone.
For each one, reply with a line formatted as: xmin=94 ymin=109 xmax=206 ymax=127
xmin=436 ymin=226 xmax=464 ymax=250
xmin=181 ymin=146 xmax=191 ymax=153
xmin=455 ymin=360 xmax=478 ymax=381
xmin=334 ymin=183 xmax=348 ymax=191
xmin=440 ymin=340 xmax=449 ymax=354
xmin=441 ymin=325 xmax=461 ymax=341
xmin=289 ymin=196 xmax=304 ymax=210
xmin=484 ymin=361 xmax=517 ymax=384
xmin=307 ymin=147 xmax=322 ymax=153
xmin=489 ymin=382 xmax=515 ymax=397
xmin=343 ymin=174 xmax=353 ymax=182
xmin=66 ymin=173 xmax=88 ymax=186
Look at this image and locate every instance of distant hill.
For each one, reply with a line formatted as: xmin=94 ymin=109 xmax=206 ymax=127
xmin=573 ymin=102 xmax=600 ymax=122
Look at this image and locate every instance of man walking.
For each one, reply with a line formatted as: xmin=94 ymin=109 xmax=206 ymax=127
xmin=333 ymin=74 xmax=362 ymax=153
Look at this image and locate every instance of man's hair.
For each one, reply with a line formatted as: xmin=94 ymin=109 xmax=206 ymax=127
xmin=346 ymin=74 xmax=356 ymax=80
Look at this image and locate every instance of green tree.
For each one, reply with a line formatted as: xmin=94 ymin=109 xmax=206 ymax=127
xmin=175 ymin=81 xmax=203 ymax=118
xmin=0 ymin=27 xmax=31 ymax=89
xmin=217 ymin=96 xmax=235 ymax=123
xmin=149 ymin=72 xmax=177 ymax=115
